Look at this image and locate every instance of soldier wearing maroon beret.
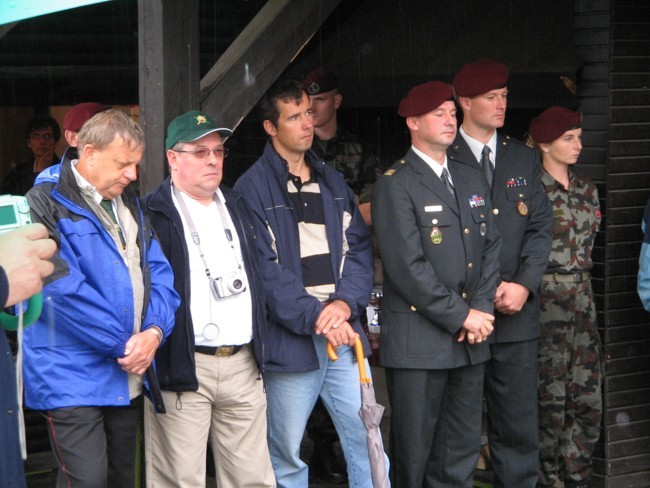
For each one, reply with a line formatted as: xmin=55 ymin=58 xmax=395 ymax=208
xmin=448 ymin=59 xmax=553 ymax=488
xmin=529 ymin=107 xmax=602 ymax=488
xmin=303 ymin=67 xmax=379 ymax=227
xmin=373 ymin=81 xmax=501 ymax=486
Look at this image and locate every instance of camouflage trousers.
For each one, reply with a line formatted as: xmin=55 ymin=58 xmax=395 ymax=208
xmin=537 ymin=278 xmax=602 ymax=487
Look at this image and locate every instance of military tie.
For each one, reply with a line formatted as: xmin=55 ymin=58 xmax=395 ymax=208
xmin=441 ymin=167 xmax=455 ymax=196
xmin=100 ymin=198 xmax=126 ymax=248
xmin=481 ymin=145 xmax=494 ymax=188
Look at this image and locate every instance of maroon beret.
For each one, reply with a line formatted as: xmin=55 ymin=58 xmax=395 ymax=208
xmin=453 ymin=58 xmax=509 ymax=98
xmin=303 ymin=67 xmax=338 ymax=95
xmin=398 ymin=81 xmax=455 ymax=117
xmin=63 ymin=102 xmax=110 ymax=131
xmin=529 ymin=107 xmax=582 ymax=143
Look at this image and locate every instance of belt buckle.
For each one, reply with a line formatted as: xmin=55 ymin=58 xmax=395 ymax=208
xmin=217 ymin=346 xmax=234 ymax=357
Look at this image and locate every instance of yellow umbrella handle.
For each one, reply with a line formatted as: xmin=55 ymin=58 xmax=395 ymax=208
xmin=327 ymin=336 xmax=371 ymax=384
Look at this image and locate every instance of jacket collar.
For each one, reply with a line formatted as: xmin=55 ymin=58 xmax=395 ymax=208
xmin=261 ymin=140 xmax=327 ymax=181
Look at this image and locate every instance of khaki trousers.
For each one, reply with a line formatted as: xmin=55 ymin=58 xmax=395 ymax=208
xmin=144 ymin=346 xmax=275 ymax=487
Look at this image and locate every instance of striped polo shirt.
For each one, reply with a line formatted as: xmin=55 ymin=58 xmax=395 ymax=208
xmin=287 ymin=171 xmax=335 ymax=302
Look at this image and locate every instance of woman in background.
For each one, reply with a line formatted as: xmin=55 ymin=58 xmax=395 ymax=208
xmin=528 ymin=107 xmax=602 ymax=488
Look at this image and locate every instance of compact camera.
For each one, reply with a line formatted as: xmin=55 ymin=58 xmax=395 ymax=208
xmin=210 ymin=271 xmax=247 ymax=299
xmin=1 ymin=194 xmax=43 ymax=330
xmin=0 ymin=194 xmax=32 ymax=232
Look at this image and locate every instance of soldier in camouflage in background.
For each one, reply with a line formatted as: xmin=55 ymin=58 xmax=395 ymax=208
xmin=528 ymin=107 xmax=603 ymax=488
xmin=304 ymin=67 xmax=380 ymax=227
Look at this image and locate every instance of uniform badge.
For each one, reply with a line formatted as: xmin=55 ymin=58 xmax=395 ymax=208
xmin=469 ymin=195 xmax=486 ymax=208
xmin=384 ymin=169 xmax=395 ymax=176
xmin=430 ymin=227 xmax=442 ymax=245
xmin=480 ymin=222 xmax=487 ymax=236
xmin=517 ymin=200 xmax=528 ymax=216
xmin=506 ymin=177 xmax=528 ymax=188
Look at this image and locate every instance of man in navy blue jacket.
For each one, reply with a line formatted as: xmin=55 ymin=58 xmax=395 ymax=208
xmin=235 ymin=80 xmax=385 ymax=488
xmin=143 ymin=111 xmax=275 ymax=487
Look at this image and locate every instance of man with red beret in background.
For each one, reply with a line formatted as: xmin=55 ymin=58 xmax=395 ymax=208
xmin=372 ymin=80 xmax=501 ymax=486
xmin=448 ymin=59 xmax=553 ymax=487
xmin=303 ymin=67 xmax=379 ymax=227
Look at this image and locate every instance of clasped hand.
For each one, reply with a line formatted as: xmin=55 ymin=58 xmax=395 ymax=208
xmin=458 ymin=308 xmax=494 ymax=344
xmin=315 ymin=300 xmax=357 ymax=347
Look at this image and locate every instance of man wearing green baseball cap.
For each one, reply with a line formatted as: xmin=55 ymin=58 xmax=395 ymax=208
xmin=143 ymin=111 xmax=275 ymax=487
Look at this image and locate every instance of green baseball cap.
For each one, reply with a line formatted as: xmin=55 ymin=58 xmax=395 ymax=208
xmin=165 ymin=111 xmax=233 ymax=151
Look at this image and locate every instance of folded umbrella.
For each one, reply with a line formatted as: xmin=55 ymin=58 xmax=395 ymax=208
xmin=328 ymin=337 xmax=389 ymax=488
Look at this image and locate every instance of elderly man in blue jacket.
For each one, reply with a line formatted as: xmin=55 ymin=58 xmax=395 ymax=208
xmin=23 ymin=109 xmax=179 ymax=488
xmin=235 ymin=79 xmax=385 ymax=488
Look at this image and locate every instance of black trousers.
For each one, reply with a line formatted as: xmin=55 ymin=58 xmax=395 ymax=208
xmin=485 ymin=339 xmax=539 ymax=488
xmin=44 ymin=396 xmax=142 ymax=488
xmin=386 ymin=364 xmax=485 ymax=488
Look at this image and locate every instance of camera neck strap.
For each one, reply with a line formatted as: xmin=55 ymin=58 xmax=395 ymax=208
xmin=172 ymin=184 xmax=241 ymax=281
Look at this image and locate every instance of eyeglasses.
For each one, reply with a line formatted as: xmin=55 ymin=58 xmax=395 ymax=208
xmin=173 ymin=147 xmax=229 ymax=160
xmin=30 ymin=132 xmax=54 ymax=141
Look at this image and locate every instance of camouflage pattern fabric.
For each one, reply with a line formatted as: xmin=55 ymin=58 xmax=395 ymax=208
xmin=312 ymin=128 xmax=380 ymax=204
xmin=538 ymin=169 xmax=602 ymax=487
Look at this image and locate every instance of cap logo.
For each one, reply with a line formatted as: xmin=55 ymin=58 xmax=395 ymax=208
xmin=307 ymin=82 xmax=320 ymax=95
xmin=195 ymin=115 xmax=207 ymax=125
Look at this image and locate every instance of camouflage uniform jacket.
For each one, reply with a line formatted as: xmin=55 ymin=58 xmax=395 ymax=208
xmin=541 ymin=168 xmax=601 ymax=273
xmin=312 ymin=128 xmax=380 ymax=204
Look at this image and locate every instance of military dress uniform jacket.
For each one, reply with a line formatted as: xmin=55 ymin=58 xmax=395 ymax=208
xmin=372 ymin=149 xmax=501 ymax=370
xmin=448 ymin=133 xmax=553 ymax=343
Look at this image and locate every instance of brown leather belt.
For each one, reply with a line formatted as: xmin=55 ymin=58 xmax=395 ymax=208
xmin=195 ymin=344 xmax=245 ymax=357
xmin=542 ymin=272 xmax=590 ymax=284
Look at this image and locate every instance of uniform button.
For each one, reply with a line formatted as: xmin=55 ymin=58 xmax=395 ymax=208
xmin=519 ymin=193 xmax=524 ymax=198
xmin=432 ymin=219 xmax=438 ymax=225
xmin=480 ymin=214 xmax=485 ymax=218
xmin=410 ymin=305 xmax=417 ymax=311
xmin=493 ymin=208 xmax=499 ymax=215
xmin=461 ymin=292 xmax=468 ymax=299
xmin=467 ymin=262 xmax=473 ymax=268
xmin=464 ymin=228 xmax=470 ymax=234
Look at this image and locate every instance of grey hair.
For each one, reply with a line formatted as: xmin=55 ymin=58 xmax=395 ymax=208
xmin=77 ymin=109 xmax=145 ymax=151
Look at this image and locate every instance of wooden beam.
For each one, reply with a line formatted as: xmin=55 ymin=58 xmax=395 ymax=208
xmin=200 ymin=0 xmax=341 ymax=130
xmin=137 ymin=0 xmax=200 ymax=195
xmin=0 ymin=22 xmax=17 ymax=40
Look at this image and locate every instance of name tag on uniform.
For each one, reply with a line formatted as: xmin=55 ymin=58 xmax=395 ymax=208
xmin=425 ymin=205 xmax=443 ymax=212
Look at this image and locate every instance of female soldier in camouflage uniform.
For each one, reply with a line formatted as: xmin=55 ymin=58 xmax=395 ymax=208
xmin=528 ymin=107 xmax=602 ymax=488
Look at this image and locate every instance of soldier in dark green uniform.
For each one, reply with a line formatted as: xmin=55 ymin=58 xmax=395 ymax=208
xmin=528 ymin=107 xmax=602 ymax=488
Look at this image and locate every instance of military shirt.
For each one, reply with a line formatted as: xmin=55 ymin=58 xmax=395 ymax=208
xmin=312 ymin=128 xmax=380 ymax=204
xmin=542 ymin=169 xmax=601 ymax=273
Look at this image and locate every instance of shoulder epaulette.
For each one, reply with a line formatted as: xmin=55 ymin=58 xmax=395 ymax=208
xmin=383 ymin=159 xmax=407 ymax=176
